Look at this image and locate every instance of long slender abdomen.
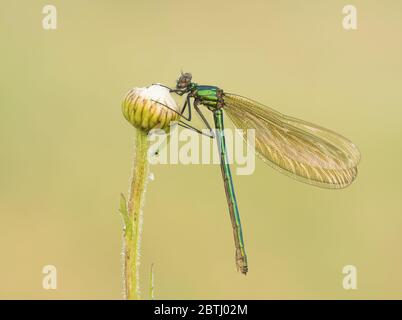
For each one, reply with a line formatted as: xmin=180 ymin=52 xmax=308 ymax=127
xmin=213 ymin=109 xmax=248 ymax=275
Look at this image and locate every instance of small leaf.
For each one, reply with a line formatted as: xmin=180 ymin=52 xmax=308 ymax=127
xmin=119 ymin=193 xmax=130 ymax=230
xmin=119 ymin=193 xmax=127 ymax=213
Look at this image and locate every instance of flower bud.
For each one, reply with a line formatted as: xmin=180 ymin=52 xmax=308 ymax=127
xmin=122 ymin=85 xmax=180 ymax=132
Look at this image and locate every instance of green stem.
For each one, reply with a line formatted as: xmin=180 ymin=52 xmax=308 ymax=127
xmin=149 ymin=263 xmax=155 ymax=300
xmin=122 ymin=129 xmax=149 ymax=299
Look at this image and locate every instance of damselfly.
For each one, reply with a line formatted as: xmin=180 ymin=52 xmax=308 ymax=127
xmin=153 ymin=72 xmax=361 ymax=275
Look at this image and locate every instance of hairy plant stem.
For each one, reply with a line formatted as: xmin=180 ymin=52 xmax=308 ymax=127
xmin=122 ymin=129 xmax=149 ymax=300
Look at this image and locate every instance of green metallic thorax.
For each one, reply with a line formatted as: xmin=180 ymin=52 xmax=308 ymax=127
xmin=191 ymin=84 xmax=221 ymax=109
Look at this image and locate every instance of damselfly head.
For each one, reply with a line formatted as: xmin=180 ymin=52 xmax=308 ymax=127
xmin=176 ymin=72 xmax=192 ymax=89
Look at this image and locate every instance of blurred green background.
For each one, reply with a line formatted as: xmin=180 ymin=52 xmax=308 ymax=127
xmin=1 ymin=0 xmax=402 ymax=299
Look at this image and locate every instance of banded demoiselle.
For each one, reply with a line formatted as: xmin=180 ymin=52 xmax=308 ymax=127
xmin=153 ymin=72 xmax=361 ymax=275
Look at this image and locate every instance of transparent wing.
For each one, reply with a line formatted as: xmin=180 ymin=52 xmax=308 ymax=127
xmin=223 ymin=93 xmax=361 ymax=189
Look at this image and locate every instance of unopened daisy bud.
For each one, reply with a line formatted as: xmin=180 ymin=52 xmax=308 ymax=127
xmin=122 ymin=85 xmax=180 ymax=132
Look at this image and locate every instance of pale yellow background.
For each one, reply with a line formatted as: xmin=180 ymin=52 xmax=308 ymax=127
xmin=1 ymin=0 xmax=401 ymax=299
